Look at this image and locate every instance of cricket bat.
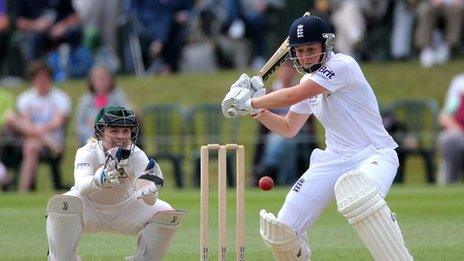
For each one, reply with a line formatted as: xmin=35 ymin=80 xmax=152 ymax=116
xmin=227 ymin=11 xmax=311 ymax=118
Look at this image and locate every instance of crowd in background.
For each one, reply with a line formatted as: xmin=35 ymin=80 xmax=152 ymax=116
xmin=0 ymin=0 xmax=462 ymax=81
xmin=0 ymin=0 xmax=464 ymax=191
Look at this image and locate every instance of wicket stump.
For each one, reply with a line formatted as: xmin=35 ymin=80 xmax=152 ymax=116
xmin=200 ymin=144 xmax=245 ymax=261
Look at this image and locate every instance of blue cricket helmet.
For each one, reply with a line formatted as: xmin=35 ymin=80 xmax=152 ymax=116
xmin=288 ymin=16 xmax=331 ymax=47
xmin=288 ymin=15 xmax=335 ymax=73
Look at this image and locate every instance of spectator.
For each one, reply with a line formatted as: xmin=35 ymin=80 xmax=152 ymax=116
xmin=253 ymin=61 xmax=317 ymax=186
xmin=390 ymin=0 xmax=416 ymax=60
xmin=0 ymin=87 xmax=14 ymax=186
xmin=438 ymin=73 xmax=464 ymax=183
xmin=73 ymin=0 xmax=121 ymax=72
xmin=76 ymin=65 xmax=129 ymax=146
xmin=131 ymin=0 xmax=193 ymax=74
xmin=15 ymin=0 xmax=82 ymax=62
xmin=0 ymin=0 xmax=9 ymax=76
xmin=223 ymin=0 xmax=269 ymax=69
xmin=415 ymin=0 xmax=464 ymax=68
xmin=4 ymin=60 xmax=71 ymax=192
xmin=331 ymin=0 xmax=365 ymax=56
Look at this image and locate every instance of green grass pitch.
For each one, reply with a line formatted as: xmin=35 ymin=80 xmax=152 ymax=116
xmin=1 ymin=185 xmax=463 ymax=260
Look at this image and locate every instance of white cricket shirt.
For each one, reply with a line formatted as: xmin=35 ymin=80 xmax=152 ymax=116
xmin=73 ymin=139 xmax=149 ymax=205
xmin=290 ymin=52 xmax=397 ymax=156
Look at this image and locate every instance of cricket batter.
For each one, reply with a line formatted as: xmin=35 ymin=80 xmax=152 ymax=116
xmin=222 ymin=16 xmax=413 ymax=260
xmin=45 ymin=106 xmax=186 ymax=261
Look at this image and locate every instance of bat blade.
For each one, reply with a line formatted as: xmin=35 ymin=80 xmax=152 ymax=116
xmin=258 ymin=40 xmax=289 ymax=82
xmin=258 ymin=11 xmax=311 ymax=83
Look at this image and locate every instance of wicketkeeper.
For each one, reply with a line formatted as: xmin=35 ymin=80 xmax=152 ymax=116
xmin=222 ymin=15 xmax=413 ymax=260
xmin=46 ymin=106 xmax=186 ymax=261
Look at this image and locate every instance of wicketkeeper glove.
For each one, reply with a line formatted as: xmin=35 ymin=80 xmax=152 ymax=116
xmin=136 ymin=159 xmax=165 ymax=205
xmin=94 ymin=165 xmax=119 ymax=187
xmin=94 ymin=147 xmax=131 ymax=187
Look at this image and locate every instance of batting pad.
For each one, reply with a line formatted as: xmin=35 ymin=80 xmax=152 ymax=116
xmin=46 ymin=195 xmax=83 ymax=261
xmin=334 ymin=171 xmax=413 ymax=261
xmin=132 ymin=210 xmax=187 ymax=261
xmin=259 ymin=209 xmax=311 ymax=261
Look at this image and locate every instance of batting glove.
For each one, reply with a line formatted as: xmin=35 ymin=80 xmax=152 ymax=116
xmin=236 ymin=76 xmax=266 ymax=116
xmin=221 ymin=87 xmax=253 ymax=118
xmin=230 ymin=73 xmax=252 ymax=90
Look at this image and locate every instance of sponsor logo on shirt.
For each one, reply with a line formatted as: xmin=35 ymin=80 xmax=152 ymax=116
xmin=75 ymin=162 xmax=90 ymax=169
xmin=317 ymin=65 xmax=335 ymax=80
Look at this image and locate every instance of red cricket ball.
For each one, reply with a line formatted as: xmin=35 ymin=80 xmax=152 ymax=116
xmin=259 ymin=176 xmax=274 ymax=191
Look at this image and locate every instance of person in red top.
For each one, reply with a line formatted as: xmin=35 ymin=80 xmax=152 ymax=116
xmin=438 ymin=73 xmax=464 ymax=183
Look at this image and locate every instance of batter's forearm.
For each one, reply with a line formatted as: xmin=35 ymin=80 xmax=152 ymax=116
xmin=256 ymin=110 xmax=295 ymax=138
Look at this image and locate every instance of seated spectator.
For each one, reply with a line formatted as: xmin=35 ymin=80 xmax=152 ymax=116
xmin=75 ymin=65 xmax=130 ymax=146
xmin=0 ymin=0 xmax=9 ymax=76
xmin=4 ymin=60 xmax=71 ymax=192
xmin=15 ymin=0 xmax=82 ymax=62
xmin=252 ymin=61 xmax=317 ymax=186
xmin=0 ymin=87 xmax=14 ymax=186
xmin=415 ymin=0 xmax=464 ymax=68
xmin=73 ymin=0 xmax=121 ymax=72
xmin=131 ymin=0 xmax=193 ymax=74
xmin=438 ymin=73 xmax=464 ymax=183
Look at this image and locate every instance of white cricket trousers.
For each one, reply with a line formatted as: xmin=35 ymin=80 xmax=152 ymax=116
xmin=277 ymin=145 xmax=399 ymax=234
xmin=64 ymin=189 xmax=173 ymax=236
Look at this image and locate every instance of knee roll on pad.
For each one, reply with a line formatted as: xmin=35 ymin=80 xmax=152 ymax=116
xmin=334 ymin=171 xmax=413 ymax=261
xmin=46 ymin=195 xmax=83 ymax=261
xmin=133 ymin=210 xmax=187 ymax=261
xmin=259 ymin=209 xmax=311 ymax=261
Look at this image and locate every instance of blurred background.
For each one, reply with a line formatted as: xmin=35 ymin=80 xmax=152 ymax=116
xmin=1 ymin=0 xmax=464 ymax=192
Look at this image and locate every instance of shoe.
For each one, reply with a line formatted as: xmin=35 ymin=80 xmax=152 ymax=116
xmin=420 ymin=47 xmax=435 ymax=68
xmin=435 ymin=43 xmax=449 ymax=65
xmin=228 ymin=19 xmax=245 ymax=39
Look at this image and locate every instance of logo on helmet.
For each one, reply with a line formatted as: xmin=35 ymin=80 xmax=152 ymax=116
xmin=297 ymin=24 xmax=304 ymax=38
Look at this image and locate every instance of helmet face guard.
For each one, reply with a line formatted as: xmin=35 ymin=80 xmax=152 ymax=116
xmin=289 ymin=33 xmax=335 ymax=74
xmin=287 ymin=15 xmax=335 ymax=74
xmin=94 ymin=106 xmax=139 ymax=146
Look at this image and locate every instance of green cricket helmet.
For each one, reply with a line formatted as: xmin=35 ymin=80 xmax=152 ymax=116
xmin=94 ymin=106 xmax=139 ymax=143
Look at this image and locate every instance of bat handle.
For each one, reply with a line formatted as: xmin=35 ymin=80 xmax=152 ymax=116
xmin=227 ymin=107 xmax=238 ymax=118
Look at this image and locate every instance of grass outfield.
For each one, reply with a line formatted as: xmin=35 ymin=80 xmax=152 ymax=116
xmin=1 ymin=185 xmax=463 ymax=260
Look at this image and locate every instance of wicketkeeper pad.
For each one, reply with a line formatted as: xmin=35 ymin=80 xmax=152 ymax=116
xmin=335 ymin=171 xmax=413 ymax=261
xmin=259 ymin=209 xmax=311 ymax=261
xmin=128 ymin=209 xmax=187 ymax=261
xmin=46 ymin=195 xmax=83 ymax=261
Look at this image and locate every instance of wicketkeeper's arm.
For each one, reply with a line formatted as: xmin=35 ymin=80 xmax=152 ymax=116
xmin=134 ymin=159 xmax=164 ymax=205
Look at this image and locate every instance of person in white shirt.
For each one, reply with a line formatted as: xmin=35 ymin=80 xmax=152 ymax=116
xmin=222 ymin=15 xmax=413 ymax=260
xmin=45 ymin=106 xmax=186 ymax=261
xmin=5 ymin=60 xmax=70 ymax=191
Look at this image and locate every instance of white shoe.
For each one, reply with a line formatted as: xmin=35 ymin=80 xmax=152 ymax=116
xmin=420 ymin=48 xmax=435 ymax=68
xmin=228 ymin=19 xmax=245 ymax=39
xmin=435 ymin=43 xmax=449 ymax=65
